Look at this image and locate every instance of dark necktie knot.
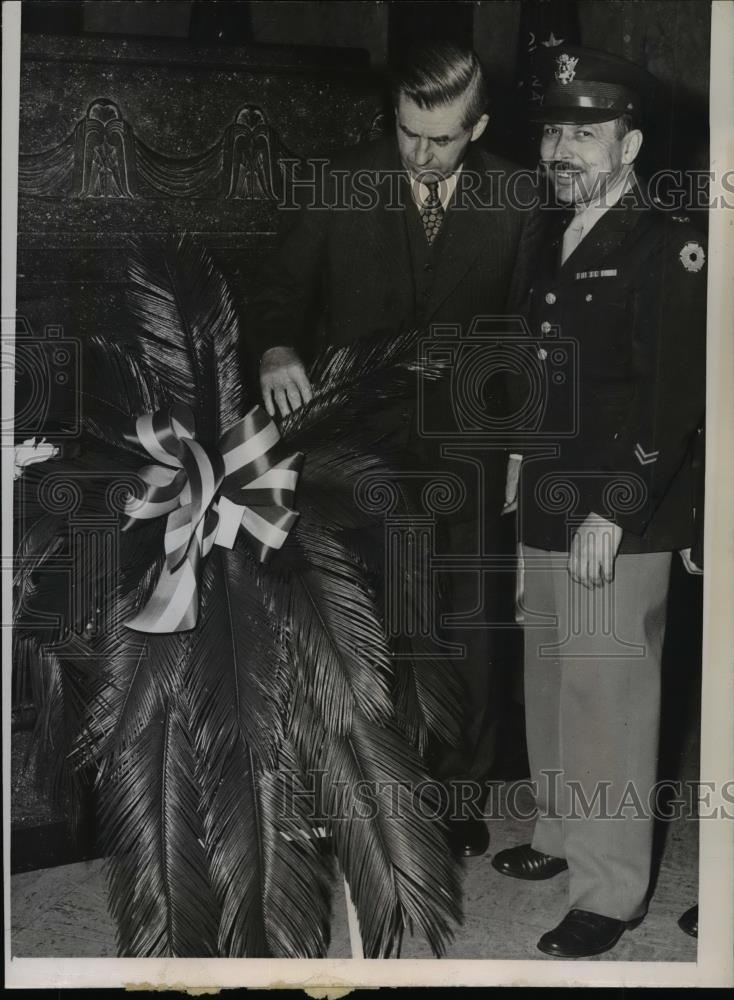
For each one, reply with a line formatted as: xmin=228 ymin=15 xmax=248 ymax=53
xmin=425 ymin=181 xmax=441 ymax=206
xmin=420 ymin=181 xmax=444 ymax=245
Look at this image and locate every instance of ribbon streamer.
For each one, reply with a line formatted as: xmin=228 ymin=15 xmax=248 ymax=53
xmin=123 ymin=403 xmax=303 ymax=633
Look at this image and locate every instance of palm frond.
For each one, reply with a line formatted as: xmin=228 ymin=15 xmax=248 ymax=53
xmin=15 ymin=445 xmax=154 ymax=538
xmin=100 ymin=694 xmax=220 ymax=957
xmin=256 ymin=738 xmax=335 ymax=957
xmin=79 ymin=336 xmax=164 ymax=448
xmin=295 ymin=445 xmax=409 ymax=531
xmin=14 ymin=233 xmax=467 ymax=960
xmin=309 ymin=325 xmax=441 ymax=391
xmin=126 ymin=235 xmax=245 ymax=438
xmin=13 ymin=511 xmax=67 ymax=607
xmin=13 ymin=634 xmax=94 ymax=836
xmin=65 ymin=566 xmax=185 ymax=769
xmin=185 ymin=541 xmax=291 ymax=775
xmin=202 ymin=737 xmax=334 ymax=958
xmin=13 ymin=510 xmax=69 ymax=658
xmin=321 ymin=715 xmax=462 ymax=957
xmin=285 ymin=436 xmax=462 ymax=753
xmin=391 ymin=636 xmax=463 ymax=753
xmin=271 ymin=524 xmax=395 ymax=738
xmin=198 ymin=736 xmax=268 ymax=956
xmin=180 ymin=543 xmax=334 ymax=957
xmin=279 ymin=325 xmax=448 ymax=457
xmin=282 ymin=376 xmax=417 ymax=460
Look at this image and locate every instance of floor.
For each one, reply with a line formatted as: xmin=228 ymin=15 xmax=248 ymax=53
xmin=10 ymin=565 xmax=703 ymax=963
xmin=11 ymin=758 xmax=699 ymax=962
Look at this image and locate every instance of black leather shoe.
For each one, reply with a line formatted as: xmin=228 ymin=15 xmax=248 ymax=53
xmin=678 ymin=905 xmax=698 ymax=938
xmin=447 ymin=817 xmax=490 ymax=858
xmin=537 ymin=909 xmax=642 ymax=958
xmin=491 ymin=843 xmax=568 ymax=880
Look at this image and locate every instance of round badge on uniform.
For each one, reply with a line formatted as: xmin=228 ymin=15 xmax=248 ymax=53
xmin=679 ymin=242 xmax=705 ymax=273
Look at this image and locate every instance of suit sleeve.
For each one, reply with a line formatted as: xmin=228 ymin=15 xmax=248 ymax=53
xmin=246 ymin=159 xmax=332 ymax=359
xmin=588 ymin=225 xmax=707 ymax=534
xmin=503 ymin=202 xmax=546 ymax=449
xmin=506 ymin=196 xmax=544 ymax=315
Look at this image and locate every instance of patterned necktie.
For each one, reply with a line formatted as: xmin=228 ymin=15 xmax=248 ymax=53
xmin=420 ymin=181 xmax=444 ymax=245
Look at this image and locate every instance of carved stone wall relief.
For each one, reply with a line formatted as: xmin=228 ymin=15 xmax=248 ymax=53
xmin=19 ymin=100 xmax=385 ymax=201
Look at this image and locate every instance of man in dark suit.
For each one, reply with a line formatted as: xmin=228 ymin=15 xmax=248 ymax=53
xmin=249 ymin=42 xmax=538 ymax=858
xmin=492 ymin=47 xmax=707 ymax=956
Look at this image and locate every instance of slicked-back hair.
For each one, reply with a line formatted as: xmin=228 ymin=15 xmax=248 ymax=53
xmin=390 ymin=41 xmax=490 ymax=130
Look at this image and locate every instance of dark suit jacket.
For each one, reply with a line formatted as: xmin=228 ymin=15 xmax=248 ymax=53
xmin=248 ymin=137 xmax=539 ymax=524
xmin=513 ymin=186 xmax=707 ymax=553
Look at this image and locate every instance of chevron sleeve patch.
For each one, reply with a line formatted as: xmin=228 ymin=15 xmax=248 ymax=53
xmin=634 ymin=443 xmax=660 ymax=466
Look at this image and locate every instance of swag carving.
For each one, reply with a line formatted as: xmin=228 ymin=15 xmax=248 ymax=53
xmin=19 ymin=99 xmax=383 ymax=202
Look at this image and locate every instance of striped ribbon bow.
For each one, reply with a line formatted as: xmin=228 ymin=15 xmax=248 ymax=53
xmin=123 ymin=403 xmax=303 ymax=633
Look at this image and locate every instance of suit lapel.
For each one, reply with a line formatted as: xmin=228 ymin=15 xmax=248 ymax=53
xmin=350 ymin=140 xmax=412 ymax=286
xmin=424 ymin=146 xmax=509 ymax=319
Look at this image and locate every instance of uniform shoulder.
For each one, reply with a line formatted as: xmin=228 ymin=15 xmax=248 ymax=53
xmin=470 ymin=149 xmax=538 ymax=210
xmin=473 ymin=148 xmax=533 ymax=183
xmin=642 ymin=202 xmax=708 ymax=274
xmin=647 ymin=201 xmax=707 ymax=243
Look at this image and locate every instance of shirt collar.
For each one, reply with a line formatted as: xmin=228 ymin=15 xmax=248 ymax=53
xmin=410 ymin=165 xmax=463 ymax=212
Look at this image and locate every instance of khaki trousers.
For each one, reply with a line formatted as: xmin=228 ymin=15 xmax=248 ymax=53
xmin=521 ymin=545 xmax=672 ymax=921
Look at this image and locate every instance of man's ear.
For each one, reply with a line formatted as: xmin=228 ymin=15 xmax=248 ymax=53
xmin=622 ymin=128 xmax=643 ymax=164
xmin=470 ymin=113 xmax=490 ymax=142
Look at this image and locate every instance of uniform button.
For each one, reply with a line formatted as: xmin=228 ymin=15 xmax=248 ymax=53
xmin=540 ymin=321 xmax=552 ymax=333
xmin=424 ymin=263 xmax=433 ymax=272
xmin=585 ymin=293 xmax=593 ymax=302
xmin=537 ymin=348 xmax=548 ymax=361
xmin=545 ymin=292 xmax=556 ymax=304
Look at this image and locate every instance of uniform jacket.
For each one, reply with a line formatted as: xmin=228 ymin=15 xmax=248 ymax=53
xmin=690 ymin=422 xmax=705 ymax=569
xmin=248 ymin=136 xmax=540 ymax=524
xmin=514 ymin=185 xmax=707 ymax=553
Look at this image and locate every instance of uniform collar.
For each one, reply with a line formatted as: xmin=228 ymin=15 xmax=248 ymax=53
xmin=568 ymin=170 xmax=636 ymax=241
xmin=556 ymin=176 xmax=648 ymax=273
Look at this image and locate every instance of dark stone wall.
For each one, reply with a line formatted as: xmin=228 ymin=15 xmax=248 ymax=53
xmin=17 ymin=33 xmax=383 ymax=354
xmin=578 ymin=0 xmax=711 ymax=173
xmin=475 ymin=0 xmax=710 ymax=173
xmin=13 ymin=29 xmax=385 ymax=867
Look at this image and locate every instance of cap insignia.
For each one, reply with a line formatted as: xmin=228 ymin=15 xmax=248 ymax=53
xmin=555 ymin=53 xmax=579 ymax=84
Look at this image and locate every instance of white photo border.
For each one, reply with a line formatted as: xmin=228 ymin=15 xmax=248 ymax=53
xmin=2 ymin=0 xmax=732 ymax=988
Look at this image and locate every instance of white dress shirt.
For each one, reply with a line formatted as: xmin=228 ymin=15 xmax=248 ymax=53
xmin=561 ymin=170 xmax=635 ymax=263
xmin=410 ymin=167 xmax=462 ymax=212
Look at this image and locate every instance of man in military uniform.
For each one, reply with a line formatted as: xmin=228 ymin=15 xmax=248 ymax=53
xmin=493 ymin=46 xmax=707 ymax=957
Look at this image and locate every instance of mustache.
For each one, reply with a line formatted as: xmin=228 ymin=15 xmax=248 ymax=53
xmin=541 ymin=160 xmax=582 ymax=173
